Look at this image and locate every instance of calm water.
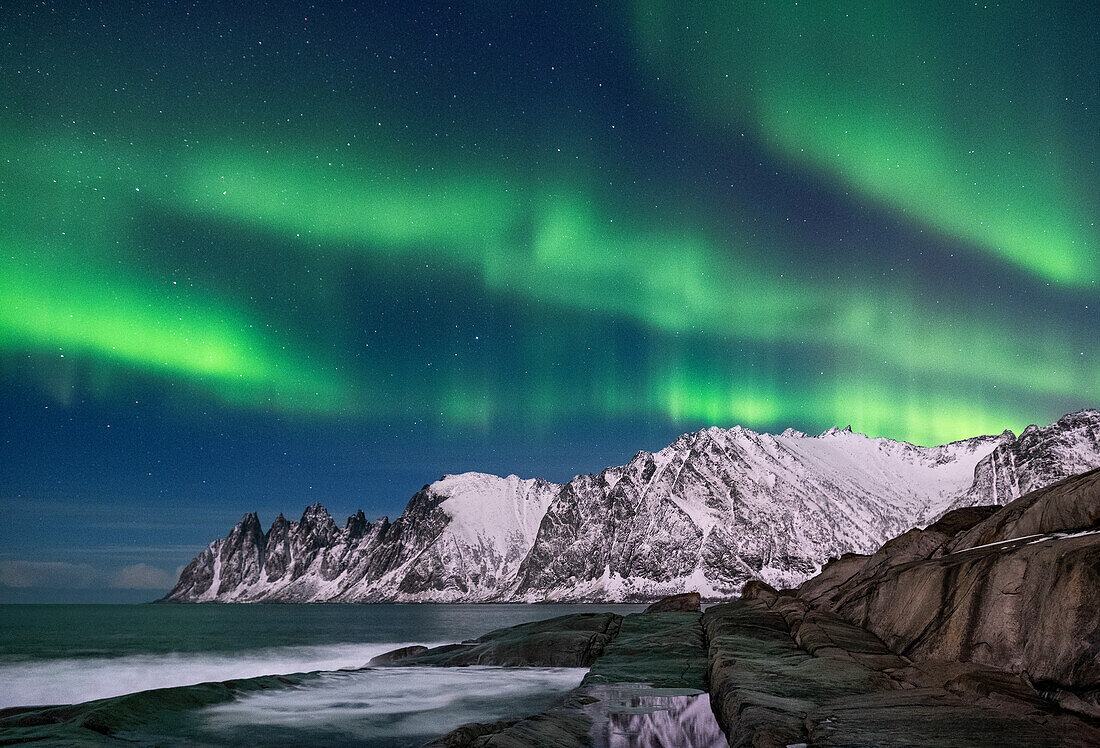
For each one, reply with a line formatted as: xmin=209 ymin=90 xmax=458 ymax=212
xmin=0 ymin=603 xmax=646 ymax=746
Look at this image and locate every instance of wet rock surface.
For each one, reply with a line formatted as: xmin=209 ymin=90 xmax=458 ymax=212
xmin=0 ymin=672 xmax=315 ymax=746
xmin=583 ymin=612 xmax=708 ymax=690
xmin=367 ymin=613 xmax=622 ymax=668
xmin=643 ymin=591 xmax=701 ymax=613
xmin=704 ymin=597 xmax=1100 ymax=747
xmin=424 ymin=609 xmax=723 ymax=747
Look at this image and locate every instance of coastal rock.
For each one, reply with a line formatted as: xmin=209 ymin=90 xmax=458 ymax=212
xmin=583 ymin=612 xmax=708 ymax=690
xmin=426 ymin=709 xmax=592 ymax=748
xmin=362 ymin=645 xmax=427 ymax=667
xmin=0 ymin=672 xmax=317 ymax=745
xmin=367 ymin=613 xmax=622 ymax=668
xmin=801 ymin=468 xmax=1100 ymax=708
xmin=703 ymin=597 xmax=1100 ymax=747
xmin=644 ymin=592 xmax=701 ymax=613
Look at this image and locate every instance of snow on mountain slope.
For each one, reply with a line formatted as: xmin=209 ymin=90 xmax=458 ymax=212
xmin=946 ymin=409 xmax=1100 ymax=512
xmin=164 ymin=473 xmax=560 ymax=603
xmin=346 ymin=473 xmax=561 ymax=602
xmin=164 ymin=409 xmax=1100 ymax=603
xmin=509 ymin=425 xmax=1006 ymax=600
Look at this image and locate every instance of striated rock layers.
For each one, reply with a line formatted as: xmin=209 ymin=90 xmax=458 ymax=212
xmin=164 ymin=409 xmax=1100 ymax=603
xmin=798 ymin=466 xmax=1100 ymax=716
xmin=706 ymin=466 xmax=1100 ymax=746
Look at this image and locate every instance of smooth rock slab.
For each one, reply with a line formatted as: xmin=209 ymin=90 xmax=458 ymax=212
xmin=428 ymin=611 xmax=722 ymax=747
xmin=705 ymin=595 xmax=1100 ymax=747
xmin=368 ymin=612 xmax=622 ymax=668
xmin=807 ymin=688 xmax=1100 ymax=748
xmin=643 ymin=592 xmax=702 ymax=613
xmin=704 ymin=600 xmax=884 ymax=748
xmin=584 ymin=612 xmax=708 ymax=690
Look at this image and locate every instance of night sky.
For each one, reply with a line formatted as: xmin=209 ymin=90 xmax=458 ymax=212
xmin=2 ymin=2 xmax=1096 ymax=601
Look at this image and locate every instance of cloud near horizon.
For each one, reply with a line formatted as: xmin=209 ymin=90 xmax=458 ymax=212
xmin=0 ymin=560 xmax=176 ymax=590
xmin=108 ymin=563 xmax=179 ymax=590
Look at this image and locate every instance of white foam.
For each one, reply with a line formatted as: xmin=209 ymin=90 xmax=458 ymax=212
xmin=197 ymin=667 xmax=585 ymax=743
xmin=0 ymin=641 xmax=447 ymax=708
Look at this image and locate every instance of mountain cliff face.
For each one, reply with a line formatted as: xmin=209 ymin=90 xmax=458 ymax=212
xmin=947 ymin=408 xmax=1100 ymax=511
xmin=163 ymin=409 xmax=1100 ymax=603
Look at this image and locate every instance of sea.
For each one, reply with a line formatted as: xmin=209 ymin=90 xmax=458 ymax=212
xmin=0 ymin=603 xmax=647 ymax=746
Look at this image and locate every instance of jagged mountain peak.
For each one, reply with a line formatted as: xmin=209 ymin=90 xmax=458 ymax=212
xmin=1017 ymin=408 xmax=1099 ymax=438
xmin=300 ymin=503 xmax=332 ymax=521
xmin=236 ymin=511 xmax=261 ymax=529
xmin=946 ymin=407 xmax=1100 ymax=512
xmin=1049 ymin=407 xmax=1100 ymax=429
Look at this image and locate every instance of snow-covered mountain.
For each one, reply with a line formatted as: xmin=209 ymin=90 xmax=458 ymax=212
xmin=166 ymin=473 xmax=559 ymax=603
xmin=945 ymin=408 xmax=1100 ymax=512
xmin=163 ymin=409 xmax=1100 ymax=603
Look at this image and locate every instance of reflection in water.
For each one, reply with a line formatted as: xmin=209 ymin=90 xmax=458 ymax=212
xmin=585 ymin=684 xmax=728 ymax=747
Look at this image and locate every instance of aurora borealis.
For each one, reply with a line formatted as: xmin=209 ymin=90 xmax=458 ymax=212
xmin=1 ymin=2 xmax=1096 ymax=599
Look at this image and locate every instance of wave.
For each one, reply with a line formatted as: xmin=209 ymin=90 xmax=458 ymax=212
xmin=199 ymin=667 xmax=586 ymax=745
xmin=0 ymin=665 xmax=586 ymax=747
xmin=0 ymin=641 xmax=447 ymax=708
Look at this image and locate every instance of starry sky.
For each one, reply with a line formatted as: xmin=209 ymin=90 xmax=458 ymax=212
xmin=1 ymin=1 xmax=1096 ymax=601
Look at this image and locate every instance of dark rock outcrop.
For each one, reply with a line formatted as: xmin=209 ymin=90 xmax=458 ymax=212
xmin=644 ymin=591 xmax=701 ymax=613
xmin=0 ymin=672 xmax=318 ymax=745
xmin=582 ymin=612 xmax=708 ymax=690
xmin=367 ymin=613 xmax=622 ymax=668
xmin=800 ymin=467 xmax=1100 ymax=714
xmin=704 ymin=467 xmax=1100 ymax=746
xmin=704 ymin=596 xmax=1100 ymax=747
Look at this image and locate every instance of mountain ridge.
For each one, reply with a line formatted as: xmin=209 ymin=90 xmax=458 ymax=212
xmin=163 ymin=409 xmax=1100 ymax=603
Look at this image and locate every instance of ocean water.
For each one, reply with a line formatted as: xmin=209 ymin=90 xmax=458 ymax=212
xmin=0 ymin=603 xmax=646 ymax=746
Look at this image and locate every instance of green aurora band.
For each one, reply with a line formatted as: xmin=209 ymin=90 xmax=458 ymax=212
xmin=1 ymin=2 xmax=1096 ymax=447
xmin=631 ymin=2 xmax=1099 ymax=285
xmin=2 ymin=124 xmax=1093 ymax=444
